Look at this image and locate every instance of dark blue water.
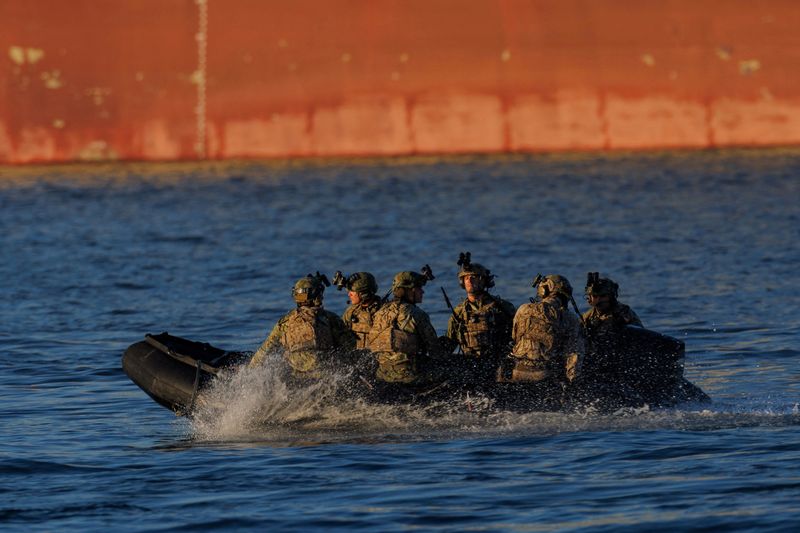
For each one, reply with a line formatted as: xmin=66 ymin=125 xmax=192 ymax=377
xmin=2 ymin=151 xmax=799 ymax=531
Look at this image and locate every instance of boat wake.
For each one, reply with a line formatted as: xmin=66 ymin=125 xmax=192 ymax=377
xmin=188 ymin=352 xmax=800 ymax=444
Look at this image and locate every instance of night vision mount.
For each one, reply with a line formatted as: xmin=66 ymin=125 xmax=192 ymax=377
xmin=311 ymin=271 xmax=331 ymax=287
xmin=420 ymin=264 xmax=435 ymax=282
xmin=586 ymin=271 xmax=600 ymax=292
xmin=332 ymin=270 xmax=348 ymax=290
xmin=457 ymin=251 xmax=472 ymax=270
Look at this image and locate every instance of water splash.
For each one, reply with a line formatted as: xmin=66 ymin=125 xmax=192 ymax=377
xmin=189 ymin=358 xmax=800 ymax=445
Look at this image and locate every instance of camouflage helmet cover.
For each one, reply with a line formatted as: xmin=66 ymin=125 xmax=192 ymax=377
xmin=392 ymin=271 xmax=427 ymax=291
xmin=538 ymin=274 xmax=573 ymax=300
xmin=293 ymin=274 xmax=326 ymax=304
xmin=585 ymin=273 xmax=619 ymax=299
xmin=347 ymin=272 xmax=378 ymax=295
xmin=456 ymin=251 xmax=495 ymax=289
xmin=457 ymin=262 xmax=494 ymax=287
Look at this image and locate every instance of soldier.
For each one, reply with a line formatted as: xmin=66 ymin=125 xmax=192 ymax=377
xmin=579 ymin=273 xmax=643 ymax=398
xmin=442 ymin=252 xmax=516 ymax=388
xmin=249 ymin=273 xmax=355 ymax=380
xmin=583 ymin=273 xmax=642 ymax=332
xmin=501 ymin=274 xmax=584 ymax=409
xmin=336 ymin=271 xmax=383 ymax=349
xmin=365 ymin=268 xmax=441 ymax=394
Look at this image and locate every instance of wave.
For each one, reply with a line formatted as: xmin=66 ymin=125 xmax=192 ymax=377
xmin=189 ymin=353 xmax=800 ymax=445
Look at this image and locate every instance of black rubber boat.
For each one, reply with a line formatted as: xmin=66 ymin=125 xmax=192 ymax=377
xmin=121 ymin=333 xmax=248 ymax=414
xmin=122 ymin=328 xmax=709 ymax=415
xmin=569 ymin=325 xmax=710 ymax=409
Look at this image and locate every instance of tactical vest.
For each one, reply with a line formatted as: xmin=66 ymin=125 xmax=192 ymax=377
xmin=366 ymin=301 xmax=420 ymax=383
xmin=510 ymin=301 xmax=566 ymax=382
xmin=280 ymin=307 xmax=335 ymax=375
xmin=460 ymin=299 xmax=502 ymax=357
xmin=347 ymin=303 xmax=380 ymax=349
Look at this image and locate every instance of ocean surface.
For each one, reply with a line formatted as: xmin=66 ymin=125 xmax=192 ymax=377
xmin=1 ymin=151 xmax=799 ymax=531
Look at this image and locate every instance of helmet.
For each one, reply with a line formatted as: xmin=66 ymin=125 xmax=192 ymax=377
xmin=391 ymin=271 xmax=427 ymax=291
xmin=537 ymin=274 xmax=573 ymax=300
xmin=585 ymin=272 xmax=619 ymax=299
xmin=457 ymin=262 xmax=495 ymax=289
xmin=292 ymin=274 xmax=326 ymax=304
xmin=347 ymin=272 xmax=378 ymax=296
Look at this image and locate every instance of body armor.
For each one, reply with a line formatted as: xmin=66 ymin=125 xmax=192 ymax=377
xmin=366 ymin=301 xmax=423 ymax=383
xmin=343 ymin=300 xmax=382 ymax=349
xmin=280 ymin=306 xmax=335 ymax=374
xmin=510 ymin=298 xmax=583 ymax=383
xmin=460 ymin=300 xmax=503 ymax=357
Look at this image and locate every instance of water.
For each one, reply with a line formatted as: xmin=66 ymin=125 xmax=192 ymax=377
xmin=1 ymin=151 xmax=799 ymax=531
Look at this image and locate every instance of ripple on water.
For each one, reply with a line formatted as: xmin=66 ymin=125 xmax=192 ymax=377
xmin=2 ymin=152 xmax=800 ymax=530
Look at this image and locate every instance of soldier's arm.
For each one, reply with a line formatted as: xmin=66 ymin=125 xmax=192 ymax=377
xmin=249 ymin=320 xmax=284 ymax=367
xmin=440 ymin=313 xmax=461 ymax=354
xmin=330 ymin=312 xmax=357 ymax=351
xmin=511 ymin=305 xmax=526 ymax=345
xmin=410 ymin=309 xmax=442 ymax=359
xmin=565 ymin=319 xmax=585 ymax=382
xmin=445 ymin=311 xmax=459 ymax=340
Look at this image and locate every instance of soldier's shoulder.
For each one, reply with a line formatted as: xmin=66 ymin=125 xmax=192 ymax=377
xmin=342 ymin=304 xmax=357 ymax=320
xmin=280 ymin=308 xmax=298 ymax=321
xmin=374 ymin=300 xmax=401 ymax=319
xmin=453 ymin=299 xmax=469 ymax=314
xmin=514 ymin=301 xmax=540 ymax=317
xmin=539 ymin=298 xmax=564 ymax=319
xmin=407 ymin=303 xmax=432 ymax=322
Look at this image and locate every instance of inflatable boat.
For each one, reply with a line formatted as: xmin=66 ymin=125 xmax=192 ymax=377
xmin=122 ymin=328 xmax=709 ymax=415
xmin=121 ymin=333 xmax=248 ymax=414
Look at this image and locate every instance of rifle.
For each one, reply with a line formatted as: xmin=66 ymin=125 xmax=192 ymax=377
xmin=440 ymin=287 xmax=464 ymax=354
xmin=569 ymin=293 xmax=587 ymax=327
xmin=441 ymin=287 xmax=460 ymax=323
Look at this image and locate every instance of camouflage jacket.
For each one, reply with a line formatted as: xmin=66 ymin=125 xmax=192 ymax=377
xmin=509 ymin=296 xmax=584 ymax=383
xmin=581 ymin=301 xmax=642 ymax=374
xmin=445 ymin=293 xmax=515 ymax=360
xmin=365 ymin=299 xmax=441 ymax=383
xmin=582 ymin=302 xmax=642 ymax=334
xmin=250 ymin=306 xmax=356 ymax=375
xmin=342 ymin=298 xmax=383 ymax=349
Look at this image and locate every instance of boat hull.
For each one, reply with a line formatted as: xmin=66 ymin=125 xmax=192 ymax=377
xmin=122 ymin=330 xmax=709 ymax=415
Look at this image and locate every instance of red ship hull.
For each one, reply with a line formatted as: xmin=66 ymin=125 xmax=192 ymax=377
xmin=3 ymin=0 xmax=800 ymax=164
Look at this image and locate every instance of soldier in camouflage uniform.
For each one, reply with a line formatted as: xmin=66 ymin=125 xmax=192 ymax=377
xmin=249 ymin=274 xmax=355 ymax=380
xmin=579 ymin=274 xmax=643 ymax=396
xmin=441 ymin=256 xmax=516 ymax=388
xmin=365 ymin=270 xmax=441 ymax=392
xmin=339 ymin=272 xmax=383 ymax=350
xmin=501 ymin=274 xmax=584 ymax=409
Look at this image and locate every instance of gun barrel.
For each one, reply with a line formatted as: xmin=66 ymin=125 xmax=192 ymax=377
xmin=441 ymin=287 xmax=462 ymax=326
